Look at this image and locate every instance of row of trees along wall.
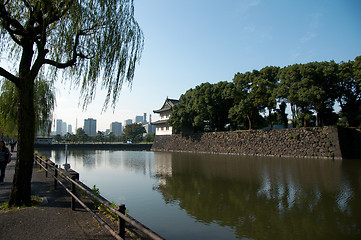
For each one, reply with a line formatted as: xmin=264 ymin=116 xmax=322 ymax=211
xmin=168 ymin=56 xmax=361 ymax=133
xmin=152 ymin=126 xmax=361 ymax=160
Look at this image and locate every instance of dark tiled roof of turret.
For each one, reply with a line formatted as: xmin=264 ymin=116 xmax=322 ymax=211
xmin=153 ymin=98 xmax=179 ymax=113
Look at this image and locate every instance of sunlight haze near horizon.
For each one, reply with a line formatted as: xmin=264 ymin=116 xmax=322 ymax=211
xmin=27 ymin=0 xmax=361 ymax=131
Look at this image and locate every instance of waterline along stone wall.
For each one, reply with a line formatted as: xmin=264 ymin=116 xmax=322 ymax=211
xmin=151 ymin=126 xmax=361 ymax=159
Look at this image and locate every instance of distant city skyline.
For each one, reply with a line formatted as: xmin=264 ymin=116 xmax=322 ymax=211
xmin=53 ymin=112 xmax=155 ymax=134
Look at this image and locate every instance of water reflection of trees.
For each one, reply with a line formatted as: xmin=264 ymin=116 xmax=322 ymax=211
xmin=156 ymin=153 xmax=360 ymax=239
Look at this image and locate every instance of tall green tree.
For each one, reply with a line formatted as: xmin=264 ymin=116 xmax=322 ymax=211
xmin=168 ymin=88 xmax=198 ymax=133
xmin=75 ymin=128 xmax=88 ymax=143
xmin=231 ymin=70 xmax=264 ymax=130
xmin=337 ymin=56 xmax=361 ymax=127
xmin=169 ymin=82 xmax=235 ymax=133
xmin=299 ymin=61 xmax=338 ymax=126
xmin=95 ymin=131 xmax=104 ymax=143
xmin=0 ymin=0 xmax=143 ymax=206
xmin=253 ymin=66 xmax=279 ymax=129
xmin=123 ymin=123 xmax=145 ymax=142
xmin=107 ymin=132 xmax=117 ymax=142
xmin=277 ymin=64 xmax=301 ymax=127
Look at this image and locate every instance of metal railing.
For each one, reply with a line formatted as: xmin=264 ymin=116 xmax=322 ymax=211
xmin=34 ymin=154 xmax=164 ymax=240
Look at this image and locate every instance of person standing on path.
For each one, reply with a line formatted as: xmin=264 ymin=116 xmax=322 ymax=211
xmin=9 ymin=139 xmax=17 ymax=152
xmin=0 ymin=140 xmax=11 ymax=184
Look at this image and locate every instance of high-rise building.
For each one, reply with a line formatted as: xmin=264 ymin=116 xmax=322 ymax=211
xmin=84 ymin=118 xmax=97 ymax=136
xmin=143 ymin=113 xmax=147 ymax=124
xmin=68 ymin=124 xmax=73 ymax=134
xmin=134 ymin=115 xmax=143 ymax=124
xmin=125 ymin=119 xmax=132 ymax=126
xmin=110 ymin=122 xmax=122 ymax=136
xmin=144 ymin=123 xmax=156 ymax=134
xmin=56 ymin=119 xmax=63 ymax=135
xmin=62 ymin=122 xmax=67 ymax=136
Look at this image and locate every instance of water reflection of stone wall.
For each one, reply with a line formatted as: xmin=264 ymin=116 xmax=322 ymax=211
xmin=155 ymin=153 xmax=360 ymax=239
xmin=152 ymin=126 xmax=350 ymax=159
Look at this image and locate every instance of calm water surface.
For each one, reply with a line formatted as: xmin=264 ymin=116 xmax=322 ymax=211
xmin=37 ymin=149 xmax=361 ymax=240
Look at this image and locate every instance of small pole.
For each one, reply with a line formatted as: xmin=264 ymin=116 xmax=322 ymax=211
xmin=70 ymin=172 xmax=79 ymax=211
xmin=45 ymin=159 xmax=48 ymax=177
xmin=63 ymin=144 xmax=70 ymax=170
xmin=71 ymin=181 xmax=76 ymax=210
xmin=65 ymin=144 xmax=68 ymax=163
xmin=118 ymin=204 xmax=126 ymax=239
xmin=54 ymin=164 xmax=58 ymax=189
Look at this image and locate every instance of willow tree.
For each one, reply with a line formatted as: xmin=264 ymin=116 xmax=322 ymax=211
xmin=0 ymin=0 xmax=143 ymax=206
xmin=0 ymin=77 xmax=55 ymax=137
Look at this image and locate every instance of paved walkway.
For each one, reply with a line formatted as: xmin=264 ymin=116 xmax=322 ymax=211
xmin=0 ymin=151 xmax=116 ymax=240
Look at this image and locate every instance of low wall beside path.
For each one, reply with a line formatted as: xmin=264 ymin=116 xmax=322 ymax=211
xmin=152 ymin=126 xmax=361 ymax=160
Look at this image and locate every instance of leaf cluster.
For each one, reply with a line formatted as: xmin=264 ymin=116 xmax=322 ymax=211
xmin=122 ymin=123 xmax=146 ymax=142
xmin=170 ymin=56 xmax=361 ymax=133
xmin=0 ymin=77 xmax=55 ymax=137
xmin=0 ymin=0 xmax=143 ymax=110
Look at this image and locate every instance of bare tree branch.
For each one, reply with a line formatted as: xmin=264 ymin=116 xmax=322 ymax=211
xmin=0 ymin=3 xmax=25 ymax=32
xmin=43 ymin=29 xmax=95 ymax=68
xmin=0 ymin=67 xmax=20 ymax=86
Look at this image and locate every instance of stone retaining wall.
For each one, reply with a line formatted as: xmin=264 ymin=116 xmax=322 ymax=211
xmin=152 ymin=126 xmax=348 ymax=159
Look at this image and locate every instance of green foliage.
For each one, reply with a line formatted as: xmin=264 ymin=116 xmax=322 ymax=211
xmin=54 ymin=134 xmax=62 ymax=143
xmin=144 ymin=133 xmax=155 ymax=142
xmin=0 ymin=0 xmax=144 ymax=110
xmin=336 ymin=57 xmax=361 ymax=127
xmin=0 ymin=77 xmax=55 ymax=136
xmin=0 ymin=196 xmax=42 ymax=211
xmin=122 ymin=123 xmax=146 ymax=142
xmin=76 ymin=128 xmax=88 ymax=143
xmin=230 ymin=70 xmax=266 ymax=130
xmin=169 ymin=56 xmax=361 ymax=133
xmin=107 ymin=132 xmax=117 ymax=142
xmin=0 ymin=0 xmax=143 ymax=207
xmin=95 ymin=131 xmax=105 ymax=143
xmin=169 ymin=81 xmax=236 ymax=133
xmin=91 ymin=185 xmax=124 ymax=222
xmin=91 ymin=185 xmax=101 ymax=209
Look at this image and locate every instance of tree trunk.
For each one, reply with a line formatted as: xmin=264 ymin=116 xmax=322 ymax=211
xmin=9 ymin=77 xmax=35 ymax=206
xmin=247 ymin=114 xmax=253 ymax=130
xmin=291 ymin=104 xmax=296 ymax=128
xmin=268 ymin=108 xmax=273 ymax=129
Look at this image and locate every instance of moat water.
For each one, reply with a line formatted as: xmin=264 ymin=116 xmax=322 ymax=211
xmin=37 ymin=149 xmax=361 ymax=240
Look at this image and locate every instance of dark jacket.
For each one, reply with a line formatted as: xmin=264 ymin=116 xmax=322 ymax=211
xmin=0 ymin=147 xmax=11 ymax=163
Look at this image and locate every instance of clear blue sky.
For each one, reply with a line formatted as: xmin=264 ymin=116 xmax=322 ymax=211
xmin=53 ymin=0 xmax=361 ymax=131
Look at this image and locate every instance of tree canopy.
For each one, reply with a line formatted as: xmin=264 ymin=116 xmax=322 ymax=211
xmin=168 ymin=82 xmax=236 ymax=133
xmin=170 ymin=56 xmax=361 ymax=133
xmin=122 ymin=123 xmax=146 ymax=142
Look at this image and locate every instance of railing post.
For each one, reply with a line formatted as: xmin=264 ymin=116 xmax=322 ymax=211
xmin=54 ymin=164 xmax=58 ymax=189
xmin=38 ymin=157 xmax=42 ymax=169
xmin=118 ymin=204 xmax=126 ymax=239
xmin=45 ymin=159 xmax=48 ymax=177
xmin=70 ymin=171 xmax=79 ymax=211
